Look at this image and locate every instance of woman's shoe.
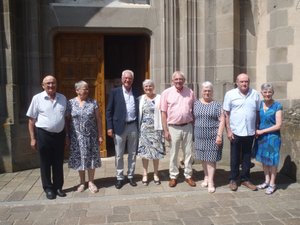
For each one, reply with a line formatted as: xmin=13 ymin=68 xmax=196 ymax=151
xmin=76 ymin=184 xmax=85 ymax=192
xmin=153 ymin=175 xmax=161 ymax=185
xmin=201 ymin=178 xmax=208 ymax=188
xmin=208 ymin=183 xmax=216 ymax=193
xmin=257 ymin=182 xmax=269 ymax=189
xmin=265 ymin=185 xmax=276 ymax=195
xmin=142 ymin=175 xmax=149 ymax=186
xmin=88 ymin=182 xmax=98 ymax=193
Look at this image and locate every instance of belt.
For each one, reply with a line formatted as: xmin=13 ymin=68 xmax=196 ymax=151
xmin=125 ymin=120 xmax=136 ymax=125
xmin=37 ymin=127 xmax=63 ymax=135
xmin=169 ymin=123 xmax=189 ymax=127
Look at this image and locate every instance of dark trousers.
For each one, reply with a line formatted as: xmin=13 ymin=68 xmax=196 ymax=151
xmin=230 ymin=134 xmax=254 ymax=182
xmin=36 ymin=128 xmax=65 ymax=191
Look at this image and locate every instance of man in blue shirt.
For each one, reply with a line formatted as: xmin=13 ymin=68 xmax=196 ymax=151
xmin=223 ymin=73 xmax=260 ymax=191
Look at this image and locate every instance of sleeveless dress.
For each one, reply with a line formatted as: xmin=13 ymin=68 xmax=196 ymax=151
xmin=67 ymin=98 xmax=101 ymax=170
xmin=256 ymin=101 xmax=282 ymax=166
xmin=137 ymin=99 xmax=164 ymax=159
xmin=194 ymin=100 xmax=223 ymax=162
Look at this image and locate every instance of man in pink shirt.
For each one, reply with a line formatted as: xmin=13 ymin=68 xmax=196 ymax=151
xmin=160 ymin=71 xmax=196 ymax=187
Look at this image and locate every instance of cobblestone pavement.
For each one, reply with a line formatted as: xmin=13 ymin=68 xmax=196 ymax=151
xmin=0 ymin=154 xmax=299 ymax=225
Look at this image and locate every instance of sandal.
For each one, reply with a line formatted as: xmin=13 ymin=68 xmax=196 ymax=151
xmin=153 ymin=175 xmax=161 ymax=185
xmin=265 ymin=185 xmax=276 ymax=195
xmin=201 ymin=178 xmax=208 ymax=188
xmin=208 ymin=183 xmax=216 ymax=193
xmin=88 ymin=182 xmax=98 ymax=193
xmin=257 ymin=182 xmax=269 ymax=189
xmin=142 ymin=175 xmax=149 ymax=186
xmin=76 ymin=184 xmax=85 ymax=192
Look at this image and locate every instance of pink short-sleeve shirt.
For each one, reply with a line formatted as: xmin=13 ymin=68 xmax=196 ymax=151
xmin=160 ymin=86 xmax=195 ymax=124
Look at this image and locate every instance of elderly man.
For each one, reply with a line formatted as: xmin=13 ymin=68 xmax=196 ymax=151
xmin=26 ymin=75 xmax=67 ymax=200
xmin=223 ymin=73 xmax=260 ymax=191
xmin=160 ymin=71 xmax=196 ymax=187
xmin=106 ymin=69 xmax=139 ymax=189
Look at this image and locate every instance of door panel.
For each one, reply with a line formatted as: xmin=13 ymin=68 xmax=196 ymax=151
xmin=55 ymin=33 xmax=107 ymax=157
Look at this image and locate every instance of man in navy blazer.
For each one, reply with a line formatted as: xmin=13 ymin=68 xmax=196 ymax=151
xmin=106 ymin=69 xmax=139 ymax=189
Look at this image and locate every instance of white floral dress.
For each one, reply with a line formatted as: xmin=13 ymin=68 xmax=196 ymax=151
xmin=67 ymin=98 xmax=101 ymax=170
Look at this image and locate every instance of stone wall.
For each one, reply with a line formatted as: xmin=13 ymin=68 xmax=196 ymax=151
xmin=0 ymin=0 xmax=300 ymax=181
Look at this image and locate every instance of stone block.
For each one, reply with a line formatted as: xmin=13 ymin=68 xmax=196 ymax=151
xmin=216 ymin=32 xmax=234 ymax=50
xmin=270 ymin=82 xmax=287 ymax=99
xmin=270 ymin=47 xmax=287 ymax=64
xmin=270 ymin=9 xmax=288 ymax=29
xmin=267 ymin=63 xmax=293 ymax=82
xmin=267 ymin=0 xmax=294 ymax=13
xmin=267 ymin=27 xmax=294 ymax=48
xmin=216 ymin=15 xmax=234 ymax=32
xmin=215 ymin=66 xmax=234 ymax=82
xmin=216 ymin=0 xmax=234 ymax=15
xmin=216 ymin=49 xmax=234 ymax=65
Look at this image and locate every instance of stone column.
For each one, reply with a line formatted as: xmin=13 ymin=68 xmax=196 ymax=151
xmin=0 ymin=0 xmax=15 ymax=172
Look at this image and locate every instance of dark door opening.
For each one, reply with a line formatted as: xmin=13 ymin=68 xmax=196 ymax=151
xmin=104 ymin=35 xmax=150 ymax=156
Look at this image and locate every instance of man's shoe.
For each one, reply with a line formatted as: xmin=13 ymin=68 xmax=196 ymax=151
xmin=45 ymin=189 xmax=56 ymax=200
xmin=241 ymin=181 xmax=258 ymax=191
xmin=56 ymin=189 xmax=66 ymax=197
xmin=115 ymin=180 xmax=124 ymax=189
xmin=128 ymin=178 xmax=137 ymax=187
xmin=229 ymin=180 xmax=238 ymax=191
xmin=169 ymin=179 xmax=177 ymax=187
xmin=185 ymin=178 xmax=196 ymax=187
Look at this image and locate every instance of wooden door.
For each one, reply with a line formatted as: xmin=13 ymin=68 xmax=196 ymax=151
xmin=55 ymin=33 xmax=107 ymax=157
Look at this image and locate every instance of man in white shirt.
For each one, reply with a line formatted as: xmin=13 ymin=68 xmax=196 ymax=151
xmin=223 ymin=73 xmax=260 ymax=191
xmin=26 ymin=75 xmax=67 ymax=199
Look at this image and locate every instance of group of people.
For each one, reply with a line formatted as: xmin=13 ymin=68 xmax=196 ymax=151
xmin=26 ymin=70 xmax=282 ymax=200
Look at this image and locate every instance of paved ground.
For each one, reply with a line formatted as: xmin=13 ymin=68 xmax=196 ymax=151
xmin=0 ymin=154 xmax=299 ymax=225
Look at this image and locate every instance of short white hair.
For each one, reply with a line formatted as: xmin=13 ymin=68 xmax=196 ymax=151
xmin=121 ymin=70 xmax=134 ymax=79
xmin=201 ymin=81 xmax=213 ymax=91
xmin=261 ymin=83 xmax=274 ymax=93
xmin=142 ymin=79 xmax=154 ymax=87
xmin=75 ymin=80 xmax=88 ymax=90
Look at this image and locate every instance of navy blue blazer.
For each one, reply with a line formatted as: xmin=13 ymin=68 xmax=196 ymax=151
xmin=106 ymin=87 xmax=139 ymax=135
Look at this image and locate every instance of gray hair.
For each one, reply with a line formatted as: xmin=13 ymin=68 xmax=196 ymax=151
xmin=142 ymin=79 xmax=154 ymax=88
xmin=201 ymin=81 xmax=213 ymax=91
xmin=261 ymin=83 xmax=274 ymax=93
xmin=75 ymin=80 xmax=88 ymax=90
xmin=121 ymin=69 xmax=134 ymax=79
xmin=172 ymin=71 xmax=186 ymax=82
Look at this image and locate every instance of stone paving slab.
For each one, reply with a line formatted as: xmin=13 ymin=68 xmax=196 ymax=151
xmin=0 ymin=155 xmax=299 ymax=224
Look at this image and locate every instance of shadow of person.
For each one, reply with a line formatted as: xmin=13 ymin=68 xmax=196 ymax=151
xmin=278 ymin=155 xmax=297 ymax=189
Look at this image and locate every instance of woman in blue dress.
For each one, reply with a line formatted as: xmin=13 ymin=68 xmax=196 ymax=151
xmin=255 ymin=83 xmax=282 ymax=195
xmin=66 ymin=81 xmax=103 ymax=193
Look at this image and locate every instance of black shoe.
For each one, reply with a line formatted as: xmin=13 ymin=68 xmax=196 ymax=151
xmin=115 ymin=180 xmax=124 ymax=189
xmin=56 ymin=189 xmax=66 ymax=197
xmin=128 ymin=178 xmax=137 ymax=187
xmin=45 ymin=189 xmax=56 ymax=200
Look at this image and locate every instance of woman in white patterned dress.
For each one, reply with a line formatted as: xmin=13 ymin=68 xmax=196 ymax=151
xmin=194 ymin=81 xmax=225 ymax=193
xmin=137 ymin=79 xmax=164 ymax=185
xmin=66 ymin=81 xmax=103 ymax=193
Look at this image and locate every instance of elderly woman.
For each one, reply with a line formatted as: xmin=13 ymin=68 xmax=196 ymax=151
xmin=255 ymin=83 xmax=282 ymax=195
xmin=137 ymin=79 xmax=164 ymax=185
xmin=194 ymin=81 xmax=224 ymax=193
xmin=66 ymin=80 xmax=103 ymax=193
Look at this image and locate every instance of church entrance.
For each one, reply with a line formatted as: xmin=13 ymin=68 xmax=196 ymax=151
xmin=54 ymin=33 xmax=150 ymax=157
